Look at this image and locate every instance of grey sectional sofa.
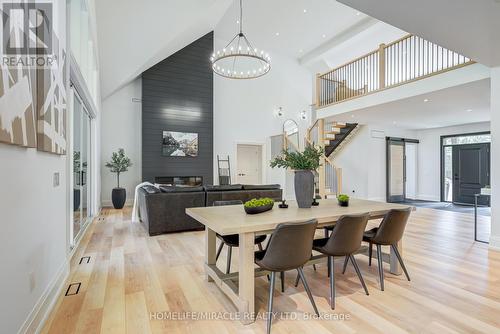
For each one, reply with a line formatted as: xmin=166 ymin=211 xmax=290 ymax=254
xmin=138 ymin=184 xmax=282 ymax=236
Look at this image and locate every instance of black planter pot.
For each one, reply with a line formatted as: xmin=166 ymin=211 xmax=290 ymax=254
xmin=338 ymin=200 xmax=349 ymax=207
xmin=73 ymin=189 xmax=81 ymax=211
xmin=244 ymin=203 xmax=274 ymax=215
xmin=294 ymin=170 xmax=314 ymax=208
xmin=112 ymin=188 xmax=126 ymax=209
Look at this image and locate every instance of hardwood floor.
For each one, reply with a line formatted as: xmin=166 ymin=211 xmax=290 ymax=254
xmin=42 ymin=206 xmax=500 ymax=334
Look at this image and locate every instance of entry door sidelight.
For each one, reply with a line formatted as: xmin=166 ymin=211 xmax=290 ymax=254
xmin=387 ymin=139 xmax=406 ymax=202
xmin=452 ymin=143 xmax=490 ymax=205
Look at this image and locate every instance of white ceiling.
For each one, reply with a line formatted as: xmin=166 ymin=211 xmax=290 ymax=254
xmin=338 ymin=0 xmax=500 ymax=67
xmin=96 ymin=0 xmax=232 ymax=99
xmin=214 ymin=0 xmax=374 ymax=61
xmin=331 ymin=79 xmax=491 ymax=130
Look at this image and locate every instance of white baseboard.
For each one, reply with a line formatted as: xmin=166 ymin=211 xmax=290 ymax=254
xmin=18 ymin=260 xmax=69 ymax=334
xmin=101 ymin=198 xmax=134 ymax=207
xmin=416 ymin=194 xmax=441 ymax=202
xmin=489 ymin=235 xmax=500 ymax=251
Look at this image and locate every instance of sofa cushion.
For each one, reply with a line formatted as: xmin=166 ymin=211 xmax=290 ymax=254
xmin=242 ymin=184 xmax=281 ymax=190
xmin=204 ymin=184 xmax=243 ymax=192
xmin=160 ymin=185 xmax=205 ymax=193
xmin=142 ymin=185 xmax=161 ymax=194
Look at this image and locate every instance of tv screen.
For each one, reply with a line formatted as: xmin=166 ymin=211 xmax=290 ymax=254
xmin=162 ymin=131 xmax=198 ymax=157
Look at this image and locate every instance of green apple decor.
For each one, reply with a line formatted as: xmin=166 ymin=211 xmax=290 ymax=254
xmin=105 ymin=148 xmax=132 ymax=209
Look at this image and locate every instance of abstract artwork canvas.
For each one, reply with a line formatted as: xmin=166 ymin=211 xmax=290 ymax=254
xmin=162 ymin=131 xmax=198 ymax=157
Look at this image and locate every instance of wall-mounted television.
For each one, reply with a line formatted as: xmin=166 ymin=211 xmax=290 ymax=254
xmin=162 ymin=131 xmax=198 ymax=157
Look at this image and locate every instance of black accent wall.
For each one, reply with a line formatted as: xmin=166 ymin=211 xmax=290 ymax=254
xmin=142 ymin=32 xmax=213 ymax=185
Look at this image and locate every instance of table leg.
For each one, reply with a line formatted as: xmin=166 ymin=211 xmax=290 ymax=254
xmin=205 ymin=227 xmax=216 ymax=282
xmin=474 ymin=194 xmax=478 ymax=242
xmin=390 ymin=239 xmax=402 ymax=275
xmin=239 ymin=232 xmax=255 ymax=324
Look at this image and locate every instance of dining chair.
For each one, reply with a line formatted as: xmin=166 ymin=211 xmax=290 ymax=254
xmin=361 ymin=208 xmax=412 ymax=291
xmin=255 ymin=219 xmax=319 ymax=334
xmin=297 ymin=213 xmax=370 ymax=309
xmin=213 ymin=200 xmax=266 ymax=274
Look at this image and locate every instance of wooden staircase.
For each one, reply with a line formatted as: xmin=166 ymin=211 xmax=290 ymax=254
xmin=306 ymin=119 xmax=360 ymax=198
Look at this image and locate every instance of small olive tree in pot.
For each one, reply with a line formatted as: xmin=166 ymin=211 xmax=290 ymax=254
xmin=105 ymin=148 xmax=132 ymax=209
xmin=270 ymin=145 xmax=323 ymax=208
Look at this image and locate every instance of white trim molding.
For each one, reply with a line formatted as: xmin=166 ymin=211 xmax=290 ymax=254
xmin=17 ymin=261 xmax=69 ymax=334
xmin=489 ymin=235 xmax=500 ymax=251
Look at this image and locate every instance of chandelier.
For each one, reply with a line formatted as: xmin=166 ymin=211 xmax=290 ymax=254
xmin=211 ymin=0 xmax=271 ymax=79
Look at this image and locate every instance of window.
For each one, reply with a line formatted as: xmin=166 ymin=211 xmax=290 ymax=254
xmin=442 ymin=134 xmax=491 ymax=146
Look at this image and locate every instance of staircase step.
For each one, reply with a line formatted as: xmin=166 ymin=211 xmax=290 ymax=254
xmin=324 ymin=133 xmax=336 ymax=140
xmin=324 ymin=139 xmax=331 ymax=146
xmin=327 ymin=128 xmax=341 ymax=134
xmin=333 ymin=122 xmax=347 ymax=128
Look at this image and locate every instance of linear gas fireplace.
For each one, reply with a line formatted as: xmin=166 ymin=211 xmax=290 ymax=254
xmin=155 ymin=176 xmax=203 ymax=187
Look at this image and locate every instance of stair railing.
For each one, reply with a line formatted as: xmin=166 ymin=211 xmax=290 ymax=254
xmin=316 ymin=34 xmax=474 ymax=108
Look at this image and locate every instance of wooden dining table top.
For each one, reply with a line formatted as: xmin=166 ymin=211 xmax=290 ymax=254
xmin=186 ymin=198 xmax=414 ymax=235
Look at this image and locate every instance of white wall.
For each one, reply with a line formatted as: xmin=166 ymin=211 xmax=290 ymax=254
xmin=416 ymin=122 xmax=490 ymax=201
xmin=100 ymin=78 xmax=142 ymax=206
xmin=213 ymin=50 xmax=312 ymax=199
xmin=333 ymin=125 xmax=417 ymax=201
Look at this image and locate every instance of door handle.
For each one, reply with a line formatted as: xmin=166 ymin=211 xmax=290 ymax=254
xmin=238 ymin=173 xmax=246 ymax=176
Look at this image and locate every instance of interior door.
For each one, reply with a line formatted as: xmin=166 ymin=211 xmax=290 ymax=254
xmin=237 ymin=144 xmax=262 ymax=184
xmin=387 ymin=140 xmax=406 ymax=202
xmin=452 ymin=143 xmax=490 ymax=205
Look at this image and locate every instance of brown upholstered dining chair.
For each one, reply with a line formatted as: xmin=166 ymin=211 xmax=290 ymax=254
xmin=361 ymin=207 xmax=412 ymax=291
xmin=297 ymin=213 xmax=370 ymax=309
xmin=255 ymin=219 xmax=319 ymax=334
xmin=213 ymin=200 xmax=266 ymax=274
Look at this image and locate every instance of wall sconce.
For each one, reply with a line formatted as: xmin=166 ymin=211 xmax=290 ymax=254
xmin=300 ymin=110 xmax=307 ymax=120
xmin=276 ymin=107 xmax=284 ymax=117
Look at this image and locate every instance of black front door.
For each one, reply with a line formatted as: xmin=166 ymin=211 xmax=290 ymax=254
xmin=452 ymin=143 xmax=490 ymax=205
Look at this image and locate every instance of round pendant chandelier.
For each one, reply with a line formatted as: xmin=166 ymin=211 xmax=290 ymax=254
xmin=211 ymin=0 xmax=271 ymax=79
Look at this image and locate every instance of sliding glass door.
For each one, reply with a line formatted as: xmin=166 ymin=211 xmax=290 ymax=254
xmin=72 ymin=89 xmax=92 ymax=243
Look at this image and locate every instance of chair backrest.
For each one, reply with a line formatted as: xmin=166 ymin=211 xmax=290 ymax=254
xmin=373 ymin=208 xmax=412 ymax=245
xmin=259 ymin=219 xmax=318 ymax=271
xmin=323 ymin=213 xmax=369 ymax=256
xmin=213 ymin=200 xmax=243 ymax=206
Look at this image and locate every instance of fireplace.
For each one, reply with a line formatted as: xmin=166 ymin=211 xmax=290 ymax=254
xmin=155 ymin=176 xmax=203 ymax=186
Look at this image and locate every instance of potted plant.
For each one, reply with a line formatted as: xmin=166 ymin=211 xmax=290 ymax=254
xmin=337 ymin=194 xmax=350 ymax=207
xmin=270 ymin=145 xmax=323 ymax=208
xmin=244 ymin=198 xmax=275 ymax=214
xmin=105 ymin=148 xmax=132 ymax=209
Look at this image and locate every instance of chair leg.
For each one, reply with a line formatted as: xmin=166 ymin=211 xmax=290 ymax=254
xmin=313 ymin=264 xmax=317 ymax=271
xmin=342 ymin=256 xmax=349 ymax=274
xmin=294 ymin=270 xmax=300 ymax=287
xmin=226 ymin=246 xmax=232 ymax=274
xmin=324 ymin=227 xmax=329 ymax=238
xmin=327 ymin=257 xmax=331 ymax=277
xmin=280 ymin=271 xmax=285 ymax=293
xmin=329 ymin=256 xmax=335 ymax=309
xmin=216 ymin=242 xmax=224 ymax=261
xmin=349 ymin=255 xmax=369 ymax=295
xmin=267 ymin=272 xmax=276 ymax=334
xmin=376 ymin=244 xmax=384 ymax=291
xmin=258 ymin=242 xmax=263 ymax=252
xmin=391 ymin=244 xmax=411 ymax=281
xmin=368 ymin=242 xmax=373 ymax=266
xmin=297 ymin=267 xmax=319 ymax=316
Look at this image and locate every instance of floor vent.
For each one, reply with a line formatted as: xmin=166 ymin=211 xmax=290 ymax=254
xmin=65 ymin=283 xmax=81 ymax=296
xmin=79 ymin=256 xmax=91 ymax=264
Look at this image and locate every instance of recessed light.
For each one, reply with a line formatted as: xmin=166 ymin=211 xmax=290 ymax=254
xmin=299 ymin=49 xmax=303 ymax=53
xmin=236 ymin=20 xmax=240 ymax=24
xmin=467 ymin=109 xmax=473 ymax=112
xmin=423 ymin=98 xmax=429 ymax=102
xmin=393 ymin=121 xmax=397 ymax=125
xmin=303 ymin=9 xmax=307 ymax=13
xmin=356 ymin=12 xmax=361 ymax=16
xmin=322 ymin=34 xmax=326 ymax=38
xmin=275 ymin=32 xmax=280 ymax=36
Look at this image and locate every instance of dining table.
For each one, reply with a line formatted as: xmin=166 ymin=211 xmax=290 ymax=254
xmin=186 ymin=198 xmax=414 ymax=324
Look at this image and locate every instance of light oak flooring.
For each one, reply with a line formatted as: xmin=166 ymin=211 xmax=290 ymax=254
xmin=42 ymin=206 xmax=500 ymax=334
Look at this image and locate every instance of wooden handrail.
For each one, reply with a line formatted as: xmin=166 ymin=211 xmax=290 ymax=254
xmin=316 ymin=34 xmax=474 ymax=108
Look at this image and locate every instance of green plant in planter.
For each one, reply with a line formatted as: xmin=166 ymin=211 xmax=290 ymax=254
xmin=270 ymin=145 xmax=323 ymax=171
xmin=244 ymin=198 xmax=274 ymax=208
xmin=337 ymin=194 xmax=350 ymax=202
xmin=105 ymin=148 xmax=132 ymax=188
